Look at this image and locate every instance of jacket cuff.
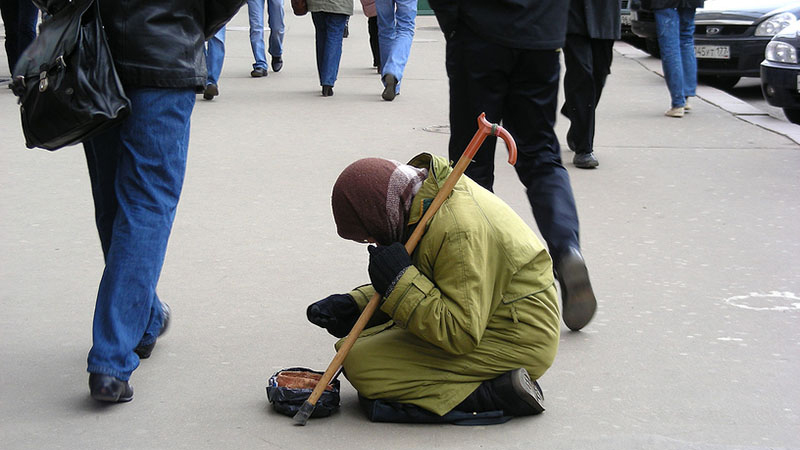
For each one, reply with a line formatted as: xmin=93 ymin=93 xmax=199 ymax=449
xmin=380 ymin=266 xmax=434 ymax=327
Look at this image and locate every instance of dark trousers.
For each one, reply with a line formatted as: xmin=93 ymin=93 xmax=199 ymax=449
xmin=561 ymin=34 xmax=614 ymax=154
xmin=445 ymin=25 xmax=580 ymax=258
xmin=367 ymin=16 xmax=380 ymax=68
xmin=0 ymin=0 xmax=38 ymax=73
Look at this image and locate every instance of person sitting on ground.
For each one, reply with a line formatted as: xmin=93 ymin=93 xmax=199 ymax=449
xmin=307 ymin=153 xmax=561 ymax=423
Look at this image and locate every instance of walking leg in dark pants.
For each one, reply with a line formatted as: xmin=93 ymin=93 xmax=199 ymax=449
xmin=0 ymin=0 xmax=39 ymax=73
xmin=561 ymin=33 xmax=613 ymax=169
xmin=445 ymin=26 xmax=596 ymax=331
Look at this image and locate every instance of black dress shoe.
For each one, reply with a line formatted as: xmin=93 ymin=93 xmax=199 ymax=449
xmin=89 ymin=373 xmax=133 ymax=403
xmin=555 ymin=247 xmax=597 ymax=331
xmin=456 ymin=368 xmax=544 ymax=416
xmin=203 ymin=84 xmax=218 ymax=101
xmin=271 ymin=56 xmax=283 ymax=72
xmin=573 ymin=152 xmax=599 ymax=169
xmin=134 ymin=302 xmax=171 ymax=359
xmin=250 ymin=67 xmax=268 ymax=78
xmin=382 ymin=74 xmax=397 ymax=101
xmin=321 ymin=85 xmax=334 ymax=97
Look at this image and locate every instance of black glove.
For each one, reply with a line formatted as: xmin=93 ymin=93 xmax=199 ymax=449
xmin=306 ymin=294 xmax=361 ymax=338
xmin=367 ymin=242 xmax=411 ymax=297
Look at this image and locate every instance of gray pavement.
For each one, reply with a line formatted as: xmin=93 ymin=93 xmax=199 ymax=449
xmin=2 ymin=8 xmax=799 ymax=450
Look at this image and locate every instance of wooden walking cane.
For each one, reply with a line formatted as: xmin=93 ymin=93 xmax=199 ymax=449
xmin=293 ymin=113 xmax=518 ymax=425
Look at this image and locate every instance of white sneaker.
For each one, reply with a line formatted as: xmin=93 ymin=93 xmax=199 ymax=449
xmin=684 ymin=97 xmax=692 ymax=111
xmin=665 ymin=106 xmax=684 ymax=118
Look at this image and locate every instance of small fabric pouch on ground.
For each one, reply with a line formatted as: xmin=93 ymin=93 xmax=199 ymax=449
xmin=266 ymin=367 xmax=341 ymax=418
xmin=11 ymin=0 xmax=130 ymax=150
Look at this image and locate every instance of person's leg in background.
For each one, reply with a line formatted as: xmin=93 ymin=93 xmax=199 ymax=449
xmin=678 ymin=7 xmax=698 ymax=103
xmin=562 ymin=33 xmax=598 ymax=167
xmin=319 ymin=13 xmax=347 ymax=92
xmin=203 ymin=27 xmax=226 ymax=100
xmin=368 ymin=15 xmax=380 ymax=70
xmin=376 ymin=0 xmax=416 ymax=100
xmin=655 ymin=8 xmax=686 ymax=115
xmin=84 ymin=88 xmax=195 ymax=402
xmin=1 ymin=0 xmax=39 ymax=73
xmin=247 ymin=0 xmax=269 ymax=77
xmin=266 ymin=0 xmax=285 ymax=72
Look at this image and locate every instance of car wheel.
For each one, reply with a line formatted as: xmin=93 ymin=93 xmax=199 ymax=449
xmin=645 ymin=38 xmax=660 ymax=58
xmin=783 ymin=108 xmax=800 ymax=125
xmin=699 ymin=75 xmax=741 ymax=90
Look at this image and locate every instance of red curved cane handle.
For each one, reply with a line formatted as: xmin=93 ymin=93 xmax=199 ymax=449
xmin=474 ymin=113 xmax=518 ymax=166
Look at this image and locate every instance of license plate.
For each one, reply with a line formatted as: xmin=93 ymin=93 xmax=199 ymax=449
xmin=621 ymin=15 xmax=632 ymax=26
xmin=695 ymin=45 xmax=730 ymax=59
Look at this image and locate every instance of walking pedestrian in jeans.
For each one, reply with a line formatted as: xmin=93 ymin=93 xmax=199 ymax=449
xmin=308 ymin=0 xmax=354 ymax=97
xmin=376 ymin=0 xmax=416 ymax=101
xmin=647 ymin=0 xmax=705 ymax=117
xmin=30 ymin=0 xmax=243 ymax=403
xmin=203 ymin=26 xmax=226 ymax=100
xmin=247 ymin=0 xmax=286 ymax=77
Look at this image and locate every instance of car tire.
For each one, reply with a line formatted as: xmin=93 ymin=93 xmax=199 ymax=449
xmin=783 ymin=108 xmax=800 ymax=125
xmin=645 ymin=38 xmax=660 ymax=58
xmin=699 ymin=75 xmax=741 ymax=90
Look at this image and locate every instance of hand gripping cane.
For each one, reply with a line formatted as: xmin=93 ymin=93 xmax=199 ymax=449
xmin=293 ymin=113 xmax=517 ymax=425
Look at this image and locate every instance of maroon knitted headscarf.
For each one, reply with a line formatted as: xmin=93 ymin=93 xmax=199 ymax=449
xmin=331 ymin=158 xmax=428 ymax=245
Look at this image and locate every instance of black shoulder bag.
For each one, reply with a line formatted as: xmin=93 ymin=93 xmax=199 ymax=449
xmin=11 ymin=0 xmax=130 ymax=151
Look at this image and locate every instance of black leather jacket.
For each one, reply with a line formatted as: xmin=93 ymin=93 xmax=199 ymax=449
xmin=36 ymin=0 xmax=244 ymax=89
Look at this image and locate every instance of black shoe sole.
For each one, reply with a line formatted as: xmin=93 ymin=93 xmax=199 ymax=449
xmin=510 ymin=368 xmax=544 ymax=415
xmin=382 ymin=75 xmax=397 ymax=101
xmin=557 ymin=251 xmax=597 ymax=331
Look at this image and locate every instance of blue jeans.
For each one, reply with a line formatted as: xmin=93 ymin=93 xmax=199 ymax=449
xmin=247 ymin=0 xmax=285 ymax=70
xmin=311 ymin=12 xmax=347 ymax=86
xmin=655 ymin=8 xmax=697 ymax=108
xmin=84 ymin=88 xmax=195 ymax=381
xmin=205 ymin=27 xmax=226 ymax=86
xmin=376 ymin=0 xmax=416 ymax=92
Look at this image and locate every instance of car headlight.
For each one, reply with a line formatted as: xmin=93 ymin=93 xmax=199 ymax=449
xmin=765 ymin=40 xmax=798 ymax=63
xmin=755 ymin=12 xmax=797 ymax=37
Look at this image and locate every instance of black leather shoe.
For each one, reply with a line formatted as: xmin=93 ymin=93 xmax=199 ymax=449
xmin=321 ymin=85 xmax=334 ymax=97
xmin=202 ymin=84 xmax=218 ymax=101
xmin=573 ymin=152 xmax=599 ymax=169
xmin=492 ymin=368 xmax=545 ymax=416
xmin=89 ymin=373 xmax=133 ymax=403
xmin=271 ymin=56 xmax=283 ymax=72
xmin=555 ymin=247 xmax=597 ymax=331
xmin=382 ymin=74 xmax=397 ymax=101
xmin=134 ymin=303 xmax=171 ymax=359
xmin=250 ymin=67 xmax=268 ymax=78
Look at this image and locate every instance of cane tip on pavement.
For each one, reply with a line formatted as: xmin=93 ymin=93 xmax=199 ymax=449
xmin=293 ymin=401 xmax=315 ymax=426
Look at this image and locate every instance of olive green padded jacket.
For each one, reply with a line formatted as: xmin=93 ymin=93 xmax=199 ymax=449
xmin=337 ymin=153 xmax=561 ymax=416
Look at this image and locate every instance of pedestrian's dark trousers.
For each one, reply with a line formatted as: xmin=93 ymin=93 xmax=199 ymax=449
xmin=561 ymin=33 xmax=614 ymax=154
xmin=367 ymin=16 xmax=380 ymax=68
xmin=445 ymin=24 xmax=580 ymax=259
xmin=0 ymin=0 xmax=38 ymax=72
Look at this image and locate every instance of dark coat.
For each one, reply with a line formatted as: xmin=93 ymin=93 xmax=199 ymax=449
xmin=429 ymin=0 xmax=568 ymax=50
xmin=99 ymin=0 xmax=244 ymax=89
xmin=568 ymin=0 xmax=621 ymax=40
xmin=643 ymin=0 xmax=704 ymax=9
